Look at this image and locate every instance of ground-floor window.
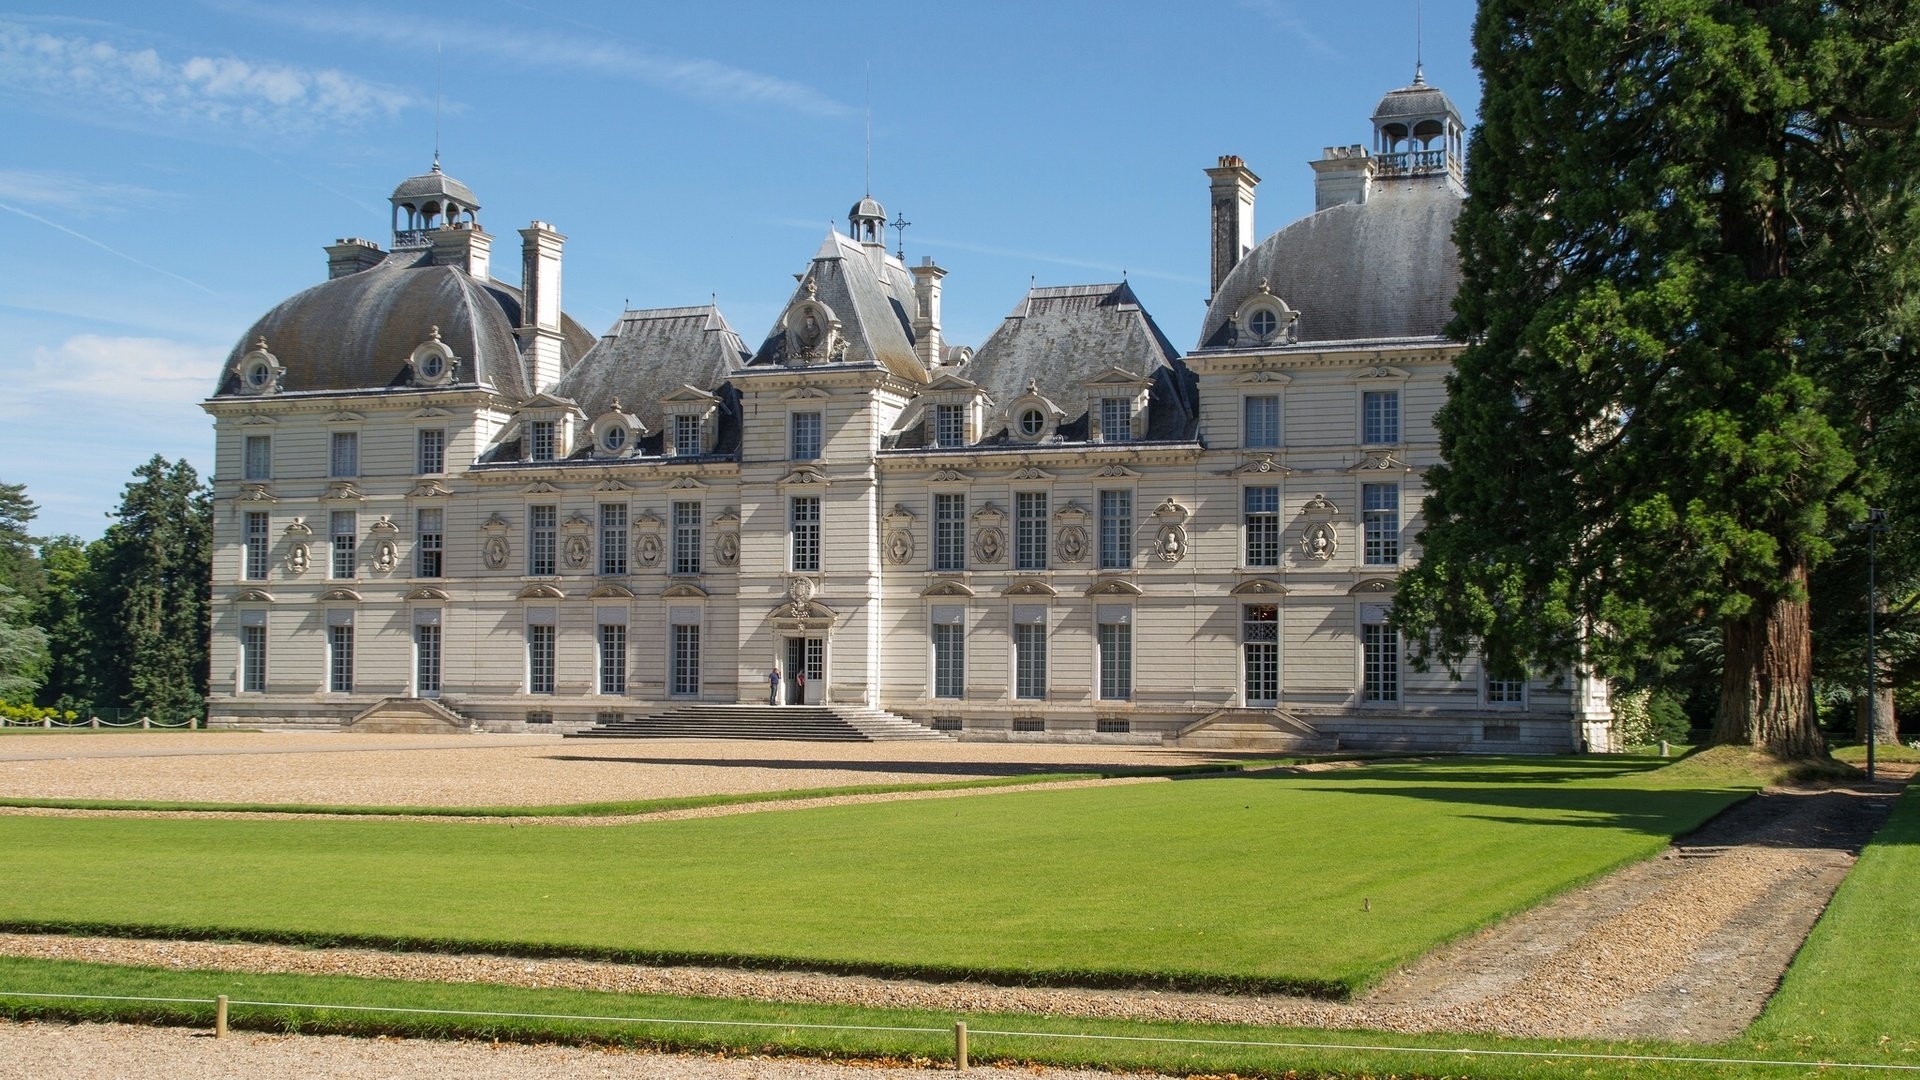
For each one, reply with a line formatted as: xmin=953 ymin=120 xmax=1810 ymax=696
xmin=1362 ymin=621 xmax=1398 ymax=703
xmin=327 ymin=620 xmax=353 ymax=693
xmin=671 ymin=613 xmax=701 ymax=697
xmin=599 ymin=623 xmax=628 ymax=695
xmin=1013 ymin=605 xmax=1047 ymax=700
xmin=239 ymin=618 xmax=267 ymax=693
xmin=414 ymin=620 xmax=441 ymax=697
xmin=1243 ymin=604 xmax=1278 ymax=705
xmin=527 ymin=624 xmax=555 ymax=694
xmin=1487 ymin=675 xmax=1525 ymax=705
xmin=1097 ymin=605 xmax=1132 ymax=701
xmin=931 ymin=605 xmax=964 ymax=699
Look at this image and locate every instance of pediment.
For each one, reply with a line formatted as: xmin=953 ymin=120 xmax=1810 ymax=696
xmin=1347 ymin=577 xmax=1398 ymax=594
xmin=781 ymin=386 xmax=831 ymax=400
xmin=594 ymin=479 xmax=634 ymax=493
xmin=521 ymin=480 xmax=562 ymax=495
xmin=779 ymin=466 xmax=830 ymax=487
xmin=1232 ymin=454 xmax=1292 ymax=476
xmin=1008 ymin=466 xmax=1054 ymax=482
xmin=409 ymin=406 xmax=453 ymax=418
xmin=518 ymin=390 xmax=580 ymax=411
xmin=1080 ymin=366 xmax=1154 ymax=390
xmin=928 ymin=468 xmax=972 ymax=484
xmin=232 ymin=588 xmax=275 ymax=603
xmin=1001 ymin=578 xmax=1058 ymax=597
xmin=235 ymin=484 xmax=277 ymax=503
xmin=660 ymin=383 xmax=720 ymax=405
xmin=923 ymin=372 xmax=982 ymax=394
xmin=661 ymin=582 xmax=709 ymax=599
xmin=517 ymin=583 xmax=566 ymax=599
xmin=320 ymin=587 xmax=361 ymax=602
xmin=1085 ymin=579 xmax=1142 ymax=597
xmin=1350 ymin=451 xmax=1411 ymax=473
xmin=588 ymin=583 xmax=636 ymax=599
xmin=326 ymin=411 xmax=365 ymax=424
xmin=367 ymin=515 xmax=400 ymax=535
xmin=1232 ymin=370 xmax=1293 ymax=386
xmin=921 ymin=580 xmax=976 ymax=598
xmin=1231 ymin=578 xmax=1287 ymax=596
xmin=1351 ymin=365 xmax=1412 ymax=381
xmin=409 ymin=480 xmax=452 ymax=498
xmin=1093 ymin=464 xmax=1141 ymax=479
xmin=667 ymin=476 xmax=707 ymax=490
xmin=323 ymin=482 xmax=365 ymax=501
xmin=236 ymin=413 xmax=278 ymax=427
xmin=405 ymin=587 xmax=450 ymax=601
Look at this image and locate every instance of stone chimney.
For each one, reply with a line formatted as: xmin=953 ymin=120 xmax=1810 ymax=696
xmin=516 ymin=221 xmax=567 ymax=392
xmin=432 ymin=223 xmax=492 ymax=281
xmin=1311 ymin=145 xmax=1376 ymax=212
xmin=910 ymin=257 xmax=947 ymax=370
xmin=1205 ymin=155 xmax=1260 ymax=301
xmin=325 ymin=237 xmax=385 ymax=279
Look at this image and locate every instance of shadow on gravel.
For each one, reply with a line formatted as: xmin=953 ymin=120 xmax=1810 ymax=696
xmin=540 ymin=754 xmax=1282 ymax=777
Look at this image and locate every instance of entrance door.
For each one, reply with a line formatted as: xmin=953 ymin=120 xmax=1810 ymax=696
xmin=784 ymin=636 xmax=825 ymax=704
xmin=803 ymin=637 xmax=825 ymax=704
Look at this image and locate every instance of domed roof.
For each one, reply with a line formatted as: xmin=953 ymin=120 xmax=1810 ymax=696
xmin=391 ymin=163 xmax=479 ymax=208
xmin=1372 ymin=70 xmax=1459 ymax=121
xmin=849 ymin=195 xmax=885 ymax=220
xmin=214 ymin=250 xmax=592 ymax=399
xmin=1198 ymin=184 xmax=1463 ymax=348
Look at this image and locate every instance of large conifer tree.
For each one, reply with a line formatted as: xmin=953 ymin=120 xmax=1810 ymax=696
xmin=93 ymin=457 xmax=211 ymax=723
xmin=1394 ymin=1 xmax=1920 ymax=756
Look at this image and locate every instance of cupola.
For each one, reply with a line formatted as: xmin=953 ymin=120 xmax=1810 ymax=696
xmin=390 ymin=159 xmax=481 ymax=248
xmin=1370 ymin=67 xmax=1465 ymax=189
xmin=848 ymin=195 xmax=886 ymax=245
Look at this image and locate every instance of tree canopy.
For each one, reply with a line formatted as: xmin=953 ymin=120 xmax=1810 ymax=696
xmin=1393 ymin=1 xmax=1920 ymax=756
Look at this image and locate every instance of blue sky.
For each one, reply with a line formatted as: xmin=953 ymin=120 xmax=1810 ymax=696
xmin=0 ymin=1 xmax=1479 ymax=540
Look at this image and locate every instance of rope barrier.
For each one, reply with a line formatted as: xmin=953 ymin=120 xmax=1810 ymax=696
xmin=3 ymin=988 xmax=1918 ymax=1072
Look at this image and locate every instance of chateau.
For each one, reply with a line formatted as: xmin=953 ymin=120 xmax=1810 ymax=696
xmin=203 ymin=73 xmax=1614 ymax=751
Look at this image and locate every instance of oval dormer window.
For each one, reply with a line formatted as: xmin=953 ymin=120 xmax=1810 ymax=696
xmin=1249 ymin=308 xmax=1279 ymax=340
xmin=245 ymin=360 xmax=273 ymax=389
xmin=418 ymin=352 xmax=445 ymax=380
xmin=1018 ymin=408 xmax=1046 ymax=439
xmin=602 ymin=425 xmax=628 ymax=453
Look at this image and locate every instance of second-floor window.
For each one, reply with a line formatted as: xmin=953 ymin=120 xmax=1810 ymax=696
xmin=1014 ymin=492 xmax=1048 ymax=571
xmin=243 ymin=512 xmax=270 ymax=580
xmin=790 ymin=411 xmax=822 ymax=460
xmin=329 ymin=432 xmax=358 ymax=478
xmin=417 ymin=428 xmax=445 ymax=474
xmin=934 ymin=404 xmax=966 ymax=448
xmin=672 ymin=501 xmax=702 ymax=575
xmin=1244 ymin=395 xmax=1280 ymax=448
xmin=528 ymin=504 xmax=556 ymax=575
xmin=790 ymin=496 xmax=821 ymax=572
xmin=1362 ymin=390 xmax=1401 ymax=445
xmin=329 ymin=511 xmax=356 ymax=579
xmin=599 ymin=503 xmax=627 ymax=575
xmin=243 ymin=435 xmax=272 ymax=481
xmin=1098 ymin=490 xmax=1131 ymax=570
xmin=526 ymin=420 xmax=556 ymax=462
xmin=415 ymin=509 xmax=443 ymax=578
xmin=933 ymin=494 xmax=966 ymax=572
xmin=1245 ymin=486 xmax=1280 ymax=567
xmin=1363 ymin=483 xmax=1400 ymax=565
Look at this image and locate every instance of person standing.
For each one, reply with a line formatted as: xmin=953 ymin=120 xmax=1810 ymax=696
xmin=767 ymin=665 xmax=781 ymax=706
xmin=794 ymin=669 xmax=806 ymax=705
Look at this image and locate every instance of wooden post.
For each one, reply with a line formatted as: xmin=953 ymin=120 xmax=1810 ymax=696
xmin=91 ymin=716 xmax=100 ymax=728
xmin=215 ymin=995 xmax=229 ymax=1038
xmin=953 ymin=1021 xmax=968 ymax=1071
xmin=141 ymin=716 xmax=151 ymax=729
xmin=1659 ymin=740 xmax=1669 ymax=758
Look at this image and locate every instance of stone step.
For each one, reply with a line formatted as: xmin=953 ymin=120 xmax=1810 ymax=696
xmin=564 ymin=703 xmax=949 ymax=743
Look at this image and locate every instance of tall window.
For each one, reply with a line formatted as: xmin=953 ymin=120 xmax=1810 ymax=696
xmin=327 ymin=619 xmax=353 ymax=693
xmin=243 ymin=435 xmax=272 ymax=481
xmin=1362 ymin=483 xmax=1400 ymax=565
xmin=329 ymin=431 xmax=358 ymax=478
xmin=1100 ymin=397 xmax=1134 ymax=442
xmin=415 ymin=509 xmax=443 ymax=578
xmin=239 ymin=617 xmax=267 ymax=693
xmin=527 ymin=623 xmax=556 ymax=694
xmin=670 ymin=613 xmax=700 ymax=696
xmin=933 ymin=494 xmax=966 ymax=572
xmin=1014 ymin=492 xmax=1048 ymax=571
xmin=933 ymin=404 xmax=965 ymax=449
xmin=526 ymin=420 xmax=556 ymax=462
xmin=1362 ymin=390 xmax=1400 ymax=445
xmin=415 ymin=619 xmax=441 ymax=696
xmin=528 ymin=505 xmax=557 ymax=575
xmin=329 ymin=511 xmax=356 ymax=579
xmin=243 ymin=512 xmax=270 ymax=580
xmin=599 ymin=622 xmax=628 ymax=695
xmin=1487 ymin=675 xmax=1525 ymax=705
xmin=417 ymin=428 xmax=445 ymax=474
xmin=674 ymin=414 xmax=702 ymax=456
xmin=1097 ymin=605 xmax=1132 ymax=701
xmin=1243 ymin=604 xmax=1279 ymax=705
xmin=672 ymin=502 xmax=701 ymax=575
xmin=1244 ymin=486 xmax=1280 ymax=567
xmin=599 ymin=503 xmax=628 ymax=575
xmin=1244 ymin=396 xmax=1280 ymax=448
xmin=790 ymin=411 xmax=822 ymax=460
xmin=790 ymin=496 xmax=821 ymax=572
xmin=1098 ymin=490 xmax=1132 ymax=570
xmin=1362 ymin=620 xmax=1399 ymax=702
xmin=931 ymin=606 xmax=965 ymax=699
xmin=1013 ymin=605 xmax=1047 ymax=700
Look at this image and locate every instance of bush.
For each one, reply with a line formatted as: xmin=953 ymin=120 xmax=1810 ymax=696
xmin=1612 ymin=686 xmax=1691 ymax=748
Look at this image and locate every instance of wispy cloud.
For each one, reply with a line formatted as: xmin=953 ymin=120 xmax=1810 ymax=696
xmin=4 ymin=334 xmax=221 ymax=419
xmin=0 ymin=201 xmax=219 ymax=295
xmin=0 ymin=18 xmax=421 ymax=135
xmin=769 ymin=217 xmax=1204 ymax=287
xmin=1235 ymin=0 xmax=1339 ymax=57
xmin=0 ymin=169 xmax=167 ymax=215
xmin=209 ymin=0 xmax=848 ymax=119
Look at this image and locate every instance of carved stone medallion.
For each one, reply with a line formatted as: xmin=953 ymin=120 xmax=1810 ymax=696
xmin=1302 ymin=521 xmax=1339 ymax=561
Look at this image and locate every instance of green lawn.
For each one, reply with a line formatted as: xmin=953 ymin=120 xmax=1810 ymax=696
xmin=0 ymin=753 xmax=1762 ymax=995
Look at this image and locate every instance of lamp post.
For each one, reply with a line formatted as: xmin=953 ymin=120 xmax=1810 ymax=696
xmin=1863 ymin=508 xmax=1887 ymax=782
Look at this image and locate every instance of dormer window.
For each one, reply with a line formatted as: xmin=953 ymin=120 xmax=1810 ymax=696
xmin=527 ymin=420 xmax=556 ymax=462
xmin=934 ymin=404 xmax=966 ymax=448
xmin=1248 ymin=309 xmax=1278 ymax=339
xmin=674 ymin=414 xmax=703 ymax=456
xmin=1098 ymin=397 xmax=1135 ymax=443
xmin=1018 ymin=408 xmax=1046 ymax=439
xmin=233 ymin=338 xmax=285 ymax=396
xmin=1233 ymin=283 xmax=1298 ymax=346
xmin=588 ymin=402 xmax=642 ymax=459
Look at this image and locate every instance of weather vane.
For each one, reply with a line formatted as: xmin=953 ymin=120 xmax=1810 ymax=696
xmin=889 ymin=212 xmax=911 ymax=260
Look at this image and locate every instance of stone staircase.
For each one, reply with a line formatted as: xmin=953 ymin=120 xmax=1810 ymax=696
xmin=344 ymin=696 xmax=472 ymax=735
xmin=564 ymin=703 xmax=951 ymax=742
xmin=1167 ymin=707 xmax=1339 ymax=752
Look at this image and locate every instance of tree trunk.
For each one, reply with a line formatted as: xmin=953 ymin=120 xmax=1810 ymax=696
xmin=1854 ymin=690 xmax=1898 ymax=745
xmin=1715 ymin=563 xmax=1825 ymax=758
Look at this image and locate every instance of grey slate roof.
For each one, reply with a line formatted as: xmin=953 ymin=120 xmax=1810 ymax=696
xmin=216 ymin=249 xmax=595 ymax=399
xmin=551 ymin=304 xmax=749 ymax=433
xmin=391 ymin=165 xmax=480 ymax=208
xmin=747 ymin=231 xmax=928 ymax=383
xmin=1372 ymin=75 xmax=1460 ymax=121
xmin=947 ymin=281 xmax=1195 ymax=444
xmin=1198 ymin=182 xmax=1463 ymax=349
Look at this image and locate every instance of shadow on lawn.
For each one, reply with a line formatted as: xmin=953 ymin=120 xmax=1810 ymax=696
xmin=543 ymin=753 xmax=1283 ymax=777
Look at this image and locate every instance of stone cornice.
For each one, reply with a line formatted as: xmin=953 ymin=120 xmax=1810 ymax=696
xmin=875 ymin=444 xmax=1202 ymax=473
